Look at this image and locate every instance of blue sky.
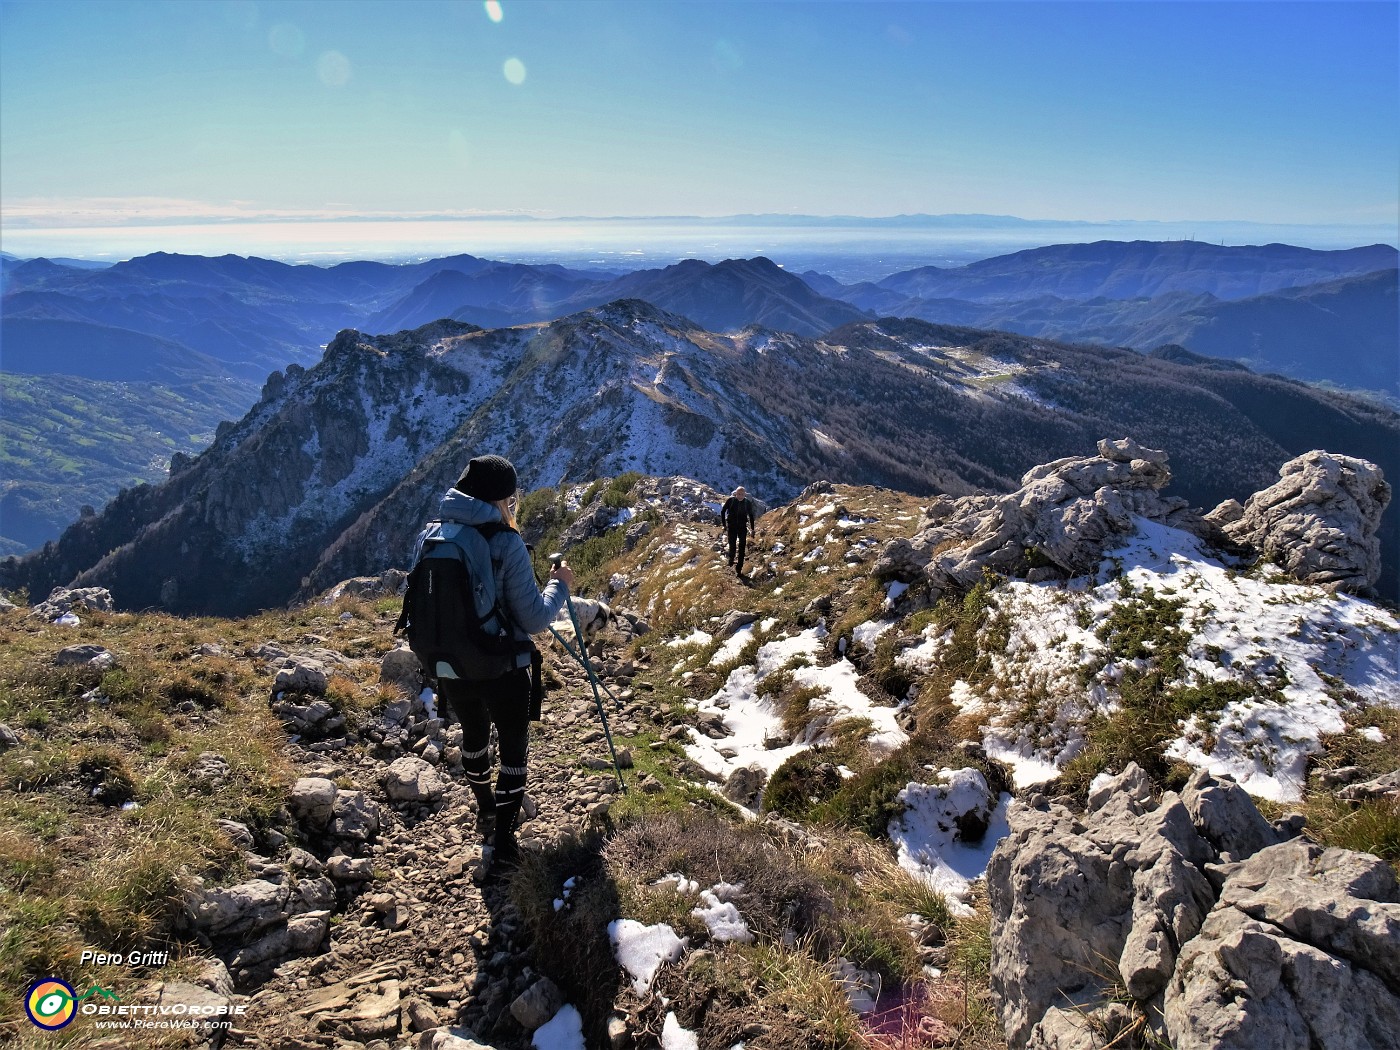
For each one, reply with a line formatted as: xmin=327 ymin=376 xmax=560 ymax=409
xmin=1 ymin=0 xmax=1397 ymax=252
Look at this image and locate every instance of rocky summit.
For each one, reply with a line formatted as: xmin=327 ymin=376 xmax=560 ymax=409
xmin=0 ymin=443 xmax=1396 ymax=1050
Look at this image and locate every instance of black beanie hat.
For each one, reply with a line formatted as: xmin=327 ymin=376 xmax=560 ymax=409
xmin=457 ymin=455 xmax=517 ymax=502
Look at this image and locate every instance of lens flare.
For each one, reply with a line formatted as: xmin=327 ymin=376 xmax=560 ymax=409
xmin=484 ymin=1 xmax=503 ymax=23
xmin=317 ymin=50 xmax=351 ymax=87
xmin=503 ymin=57 xmax=526 ymax=85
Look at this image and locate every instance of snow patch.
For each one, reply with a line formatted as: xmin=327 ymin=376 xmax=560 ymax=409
xmin=662 ymin=1013 xmax=700 ymax=1050
xmin=710 ymin=625 xmax=756 ymax=666
xmin=691 ymin=885 xmax=754 ymax=944
xmin=533 ymin=1004 xmax=586 ymax=1050
xmin=609 ymin=919 xmax=688 ymax=994
xmin=685 ymin=627 xmax=908 ymax=783
xmin=888 ymin=768 xmax=1012 ymax=916
xmin=852 ymin=618 xmax=896 ymax=651
xmin=969 ymin=517 xmax=1400 ymax=801
xmin=666 ymin=629 xmax=713 ymax=649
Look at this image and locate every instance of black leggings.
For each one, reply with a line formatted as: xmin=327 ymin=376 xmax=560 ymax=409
xmin=439 ymin=668 xmax=531 ymax=804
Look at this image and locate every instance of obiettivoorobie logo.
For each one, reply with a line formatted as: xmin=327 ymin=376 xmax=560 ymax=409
xmin=24 ymin=978 xmax=77 ymax=1031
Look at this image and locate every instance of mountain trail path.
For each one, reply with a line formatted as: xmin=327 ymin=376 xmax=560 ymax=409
xmin=228 ymin=653 xmax=651 ymax=1050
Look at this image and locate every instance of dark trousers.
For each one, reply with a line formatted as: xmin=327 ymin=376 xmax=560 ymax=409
xmin=727 ymin=529 xmax=749 ymax=571
xmin=439 ymin=667 xmax=531 ymax=811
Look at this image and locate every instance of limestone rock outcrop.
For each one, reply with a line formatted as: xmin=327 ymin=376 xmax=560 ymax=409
xmin=1207 ymin=451 xmax=1390 ymax=594
xmin=554 ymin=476 xmax=728 ymax=553
xmin=989 ymin=766 xmax=1217 ymax=1046
xmin=29 ymin=586 xmax=114 ymax=621
xmin=875 ymin=438 xmax=1209 ymax=599
xmin=384 ymin=755 xmax=448 ymax=805
xmin=1165 ymin=841 xmax=1400 ymax=1049
xmin=987 ymin=764 xmax=1400 ymax=1049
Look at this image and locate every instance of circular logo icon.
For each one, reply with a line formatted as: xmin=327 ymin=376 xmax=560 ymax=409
xmin=25 ymin=978 xmax=77 ymax=1030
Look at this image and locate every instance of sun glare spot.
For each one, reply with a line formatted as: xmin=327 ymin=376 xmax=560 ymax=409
xmin=268 ymin=22 xmax=305 ymax=58
xmin=503 ymin=57 xmax=527 ymax=85
xmin=317 ymin=50 xmax=351 ymax=87
xmin=484 ymin=1 xmax=504 ymax=24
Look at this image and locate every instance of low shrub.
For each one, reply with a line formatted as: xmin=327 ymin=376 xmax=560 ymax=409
xmin=764 ymin=746 xmax=855 ymax=821
xmin=511 ymin=831 xmax=623 ymax=1046
xmin=807 ymin=737 xmax=1010 ymax=842
xmin=601 ymin=472 xmax=644 ymax=509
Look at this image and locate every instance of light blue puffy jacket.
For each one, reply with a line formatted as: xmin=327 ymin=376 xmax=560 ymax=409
xmin=414 ymin=488 xmax=569 ymax=668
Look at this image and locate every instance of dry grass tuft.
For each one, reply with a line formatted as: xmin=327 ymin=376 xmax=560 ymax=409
xmin=0 ymin=596 xmax=396 ymax=1032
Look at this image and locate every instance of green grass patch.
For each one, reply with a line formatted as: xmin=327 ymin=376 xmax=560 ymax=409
xmin=1055 ymin=586 xmax=1234 ymax=796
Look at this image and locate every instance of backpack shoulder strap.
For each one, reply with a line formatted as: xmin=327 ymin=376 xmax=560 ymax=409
xmin=473 ymin=520 xmax=515 ymax=542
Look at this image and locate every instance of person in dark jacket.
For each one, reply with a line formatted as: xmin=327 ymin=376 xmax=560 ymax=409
xmin=721 ymin=486 xmax=757 ymax=575
xmin=416 ymin=454 xmax=573 ymax=870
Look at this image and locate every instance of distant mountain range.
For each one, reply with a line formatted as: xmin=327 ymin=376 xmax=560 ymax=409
xmin=847 ymin=241 xmax=1397 ymax=302
xmin=6 ymin=301 xmax=1396 ymax=615
xmin=2 ymin=240 xmax=1396 ymax=557
xmin=813 ymin=241 xmax=1398 ymax=397
xmin=812 ymin=266 xmax=1398 ymax=397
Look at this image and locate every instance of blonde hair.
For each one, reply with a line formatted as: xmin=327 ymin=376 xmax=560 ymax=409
xmin=494 ymin=496 xmax=519 ymax=531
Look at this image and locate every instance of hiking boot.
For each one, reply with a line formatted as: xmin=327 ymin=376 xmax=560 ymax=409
xmin=475 ymin=808 xmax=497 ymax=839
xmin=492 ymin=797 xmax=523 ymax=859
xmin=490 ymin=830 xmax=521 ymax=873
xmin=467 ymin=782 xmax=496 ymax=838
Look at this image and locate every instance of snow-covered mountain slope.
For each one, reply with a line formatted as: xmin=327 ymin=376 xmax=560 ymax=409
xmin=7 ymin=303 xmax=1398 ymax=615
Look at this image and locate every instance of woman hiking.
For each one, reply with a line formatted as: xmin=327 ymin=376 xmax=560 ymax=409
xmin=420 ymin=454 xmax=574 ymax=871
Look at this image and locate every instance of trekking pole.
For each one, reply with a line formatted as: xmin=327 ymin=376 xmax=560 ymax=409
xmin=547 ymin=624 xmax=626 ymax=710
xmin=551 ymin=554 xmax=627 ymax=793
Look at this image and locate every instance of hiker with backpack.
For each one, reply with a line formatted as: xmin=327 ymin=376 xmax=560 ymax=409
xmin=398 ymin=454 xmax=573 ymax=871
xmin=721 ymin=485 xmax=757 ymax=575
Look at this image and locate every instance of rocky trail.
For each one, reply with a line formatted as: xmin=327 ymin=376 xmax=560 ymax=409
xmin=221 ymin=651 xmax=654 ymax=1050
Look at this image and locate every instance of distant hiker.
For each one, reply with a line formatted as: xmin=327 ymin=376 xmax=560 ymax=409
xmin=721 ymin=486 xmax=757 ymax=575
xmin=409 ymin=454 xmax=574 ymax=871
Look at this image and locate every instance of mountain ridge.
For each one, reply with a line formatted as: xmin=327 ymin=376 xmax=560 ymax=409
xmin=7 ymin=303 xmax=1396 ymax=614
xmin=866 ymin=240 xmax=1399 ymax=302
xmin=4 ymin=459 xmax=1396 ymax=1049
xmin=5 ymin=242 xmax=1398 ymax=559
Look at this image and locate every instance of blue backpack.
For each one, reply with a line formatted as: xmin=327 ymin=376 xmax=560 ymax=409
xmin=395 ymin=519 xmax=528 ymax=681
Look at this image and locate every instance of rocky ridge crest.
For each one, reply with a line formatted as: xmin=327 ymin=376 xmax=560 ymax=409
xmin=989 ymin=763 xmax=1399 ymax=1050
xmin=878 ymin=438 xmax=1389 ymax=599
